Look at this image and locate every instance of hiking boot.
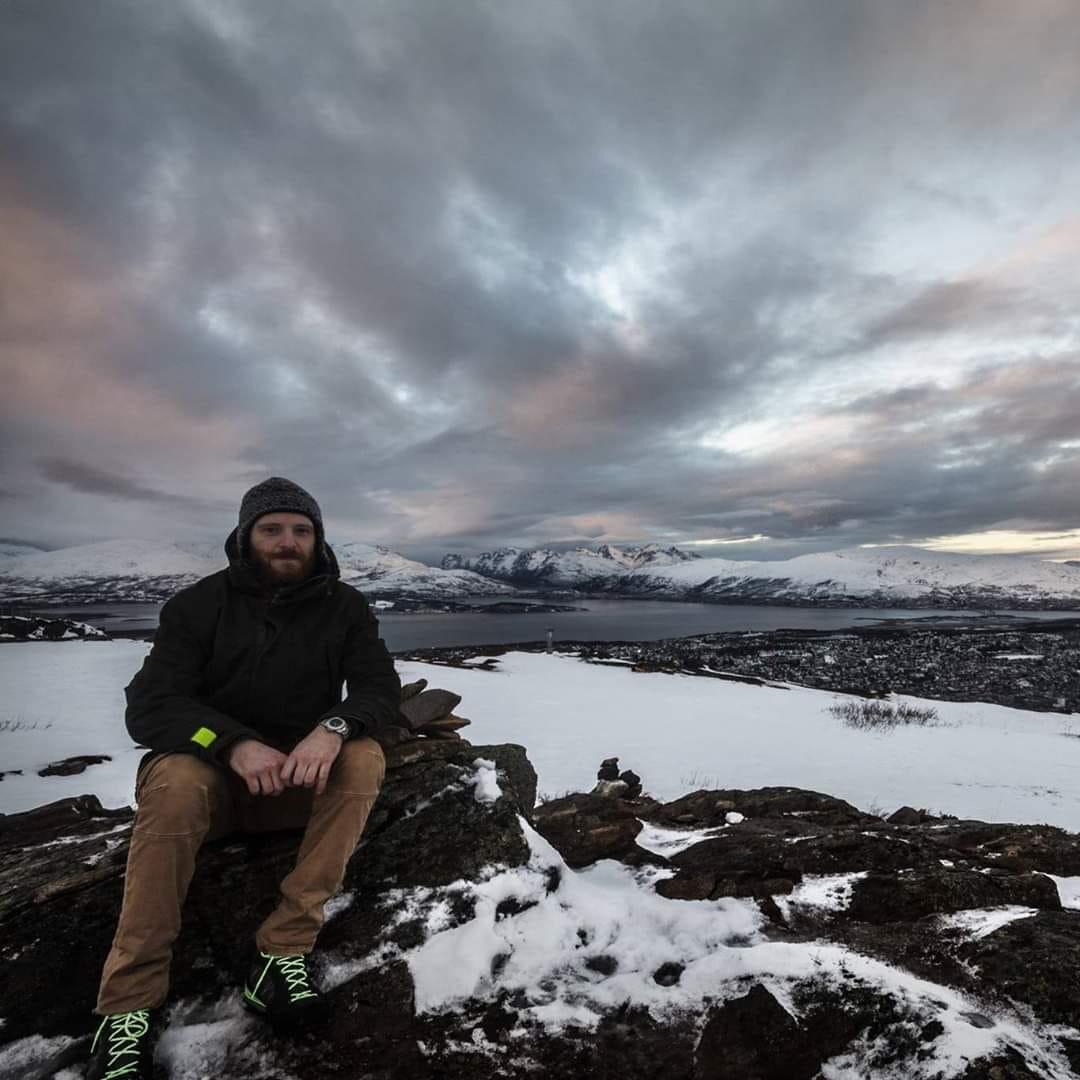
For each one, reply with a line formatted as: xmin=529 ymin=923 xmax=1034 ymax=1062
xmin=86 ymin=1008 xmax=157 ymax=1080
xmin=242 ymin=950 xmax=326 ymax=1025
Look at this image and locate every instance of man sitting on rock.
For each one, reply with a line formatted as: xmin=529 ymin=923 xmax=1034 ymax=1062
xmin=87 ymin=477 xmax=401 ymax=1080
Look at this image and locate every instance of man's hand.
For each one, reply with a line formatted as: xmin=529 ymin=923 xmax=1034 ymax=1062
xmin=282 ymin=726 xmax=343 ymax=796
xmin=227 ymin=739 xmax=289 ymax=796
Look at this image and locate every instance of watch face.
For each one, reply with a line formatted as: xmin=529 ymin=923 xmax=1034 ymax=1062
xmin=323 ymin=717 xmax=348 ymax=735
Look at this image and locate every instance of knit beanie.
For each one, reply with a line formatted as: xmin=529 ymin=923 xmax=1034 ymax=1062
xmin=237 ymin=477 xmax=325 ymax=561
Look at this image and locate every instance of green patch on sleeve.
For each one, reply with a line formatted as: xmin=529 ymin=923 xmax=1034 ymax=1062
xmin=191 ymin=726 xmax=218 ymax=749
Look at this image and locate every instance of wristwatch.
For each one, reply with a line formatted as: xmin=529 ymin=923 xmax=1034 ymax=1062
xmin=319 ymin=716 xmax=352 ymax=739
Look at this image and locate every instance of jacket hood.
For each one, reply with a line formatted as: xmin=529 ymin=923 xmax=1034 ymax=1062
xmin=224 ymin=525 xmax=340 ymax=601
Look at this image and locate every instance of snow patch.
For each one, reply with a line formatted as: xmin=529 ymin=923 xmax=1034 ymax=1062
xmin=936 ymin=906 xmax=1040 ymax=941
xmin=773 ymin=872 xmax=869 ymax=920
xmin=1039 ymin=873 xmax=1080 ymax=911
xmin=471 ymin=758 xmax=501 ymax=803
xmin=635 ymin=820 xmax=726 ymax=856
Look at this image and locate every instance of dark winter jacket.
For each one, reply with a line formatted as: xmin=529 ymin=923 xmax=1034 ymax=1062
xmin=125 ymin=527 xmax=402 ymax=769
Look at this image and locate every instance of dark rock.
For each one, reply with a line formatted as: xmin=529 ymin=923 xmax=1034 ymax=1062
xmin=532 ymin=792 xmax=664 ymax=869
xmin=927 ymin=822 xmax=1080 ymax=876
xmin=359 ymin=744 xmax=534 ymax=888
xmin=652 ymin=961 xmax=683 ymax=986
xmin=618 ymin=769 xmax=642 ymax=798
xmin=528 ymin=1003 xmax=698 ymax=1080
xmin=960 ymin=911 xmax=1080 ymax=1028
xmin=657 ymin=831 xmax=802 ymax=900
xmin=384 ymin=739 xmax=536 ymax=815
xmin=590 ymin=778 xmax=630 ymax=798
xmin=757 ymin=894 xmax=787 ymax=926
xmin=0 ymin=793 xmax=132 ymax=844
xmin=597 ymin=757 xmax=620 ymax=781
xmin=1061 ymin=1037 xmax=1080 ymax=1075
xmin=400 ymin=677 xmax=428 ymax=701
xmin=585 ymin=954 xmax=618 ymax=975
xmin=888 ymin=805 xmax=924 ymax=825
xmin=847 ymin=868 xmax=1061 ymax=923
xmin=650 ymin=786 xmax=876 ymax=829
xmin=480 ymin=999 xmax=517 ymax=1041
xmin=397 ymin=688 xmax=463 ymax=730
xmin=696 ymin=983 xmax=824 ymax=1079
xmin=955 ymin=1047 xmax=1045 ymax=1078
xmin=0 ymin=770 xmax=23 ymax=780
xmin=495 ymin=896 xmax=537 ymax=920
xmin=37 ymin=754 xmax=112 ymax=777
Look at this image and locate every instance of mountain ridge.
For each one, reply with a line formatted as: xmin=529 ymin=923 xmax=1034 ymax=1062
xmin=441 ymin=543 xmax=1080 ymax=609
xmin=0 ymin=538 xmax=512 ymax=605
xmin=1 ymin=539 xmax=1078 ymax=609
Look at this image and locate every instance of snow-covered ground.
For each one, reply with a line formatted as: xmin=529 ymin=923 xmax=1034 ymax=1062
xmin=3 ymin=643 xmax=1080 ymax=829
xmin=3 ymin=642 xmax=1080 ymax=1079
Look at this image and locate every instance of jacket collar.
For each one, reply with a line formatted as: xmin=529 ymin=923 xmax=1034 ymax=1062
xmin=223 ymin=526 xmax=340 ymax=604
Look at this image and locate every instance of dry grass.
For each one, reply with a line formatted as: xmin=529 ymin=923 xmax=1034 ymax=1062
xmin=829 ymin=699 xmax=939 ymax=731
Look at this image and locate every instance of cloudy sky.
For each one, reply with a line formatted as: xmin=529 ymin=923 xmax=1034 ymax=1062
xmin=3 ymin=1 xmax=1080 ymax=565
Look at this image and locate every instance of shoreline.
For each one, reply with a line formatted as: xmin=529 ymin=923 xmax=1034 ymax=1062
xmin=394 ymin=616 xmax=1080 ymax=716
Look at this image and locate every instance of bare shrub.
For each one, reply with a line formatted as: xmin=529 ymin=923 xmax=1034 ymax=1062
xmin=829 ymin=699 xmax=939 ymax=731
xmin=0 ymin=715 xmax=54 ymax=733
xmin=680 ymin=770 xmax=720 ymax=791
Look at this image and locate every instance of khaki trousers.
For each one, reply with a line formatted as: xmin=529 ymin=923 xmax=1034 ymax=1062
xmin=96 ymin=737 xmax=385 ymax=1014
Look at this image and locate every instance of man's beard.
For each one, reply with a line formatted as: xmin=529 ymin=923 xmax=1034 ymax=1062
xmin=250 ymin=548 xmax=317 ymax=586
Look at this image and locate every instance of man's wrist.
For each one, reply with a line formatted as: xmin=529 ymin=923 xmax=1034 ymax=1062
xmin=319 ymin=716 xmax=352 ymax=740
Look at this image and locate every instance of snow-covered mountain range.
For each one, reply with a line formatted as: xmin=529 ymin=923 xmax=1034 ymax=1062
xmin=630 ymin=546 xmax=1080 ymax=608
xmin=442 ymin=543 xmax=1080 ymax=609
xmin=0 ymin=541 xmax=48 ymax=559
xmin=0 ymin=539 xmax=512 ymax=605
xmin=441 ymin=543 xmax=700 ymax=585
xmin=2 ymin=539 xmax=1079 ymax=609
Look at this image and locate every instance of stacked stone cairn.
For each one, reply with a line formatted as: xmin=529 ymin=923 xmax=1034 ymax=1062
xmin=591 ymin=756 xmax=643 ymax=799
xmin=396 ymin=678 xmax=471 ymax=740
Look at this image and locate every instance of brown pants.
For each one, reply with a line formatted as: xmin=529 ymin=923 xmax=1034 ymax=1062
xmin=96 ymin=737 xmax=385 ymax=1014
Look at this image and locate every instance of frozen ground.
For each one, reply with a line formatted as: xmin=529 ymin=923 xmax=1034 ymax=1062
xmin=3 ymin=642 xmax=1080 ymax=1079
xmin=2 ymin=641 xmax=1080 ymax=829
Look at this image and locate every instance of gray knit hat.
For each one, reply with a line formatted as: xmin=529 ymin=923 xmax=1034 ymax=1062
xmin=237 ymin=476 xmax=325 ymax=561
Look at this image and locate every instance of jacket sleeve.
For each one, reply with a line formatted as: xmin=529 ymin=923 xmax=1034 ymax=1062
xmin=320 ymin=597 xmax=402 ymax=739
xmin=125 ymin=594 xmax=262 ymax=765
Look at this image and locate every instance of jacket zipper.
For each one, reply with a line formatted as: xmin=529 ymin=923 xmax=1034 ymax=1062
xmin=250 ymin=597 xmax=276 ymax=687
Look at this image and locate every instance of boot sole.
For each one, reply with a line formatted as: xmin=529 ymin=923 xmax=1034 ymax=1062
xmin=242 ymin=988 xmax=327 ymax=1029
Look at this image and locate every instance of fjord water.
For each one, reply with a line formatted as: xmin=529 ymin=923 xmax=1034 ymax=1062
xmin=44 ymin=597 xmax=1072 ymax=652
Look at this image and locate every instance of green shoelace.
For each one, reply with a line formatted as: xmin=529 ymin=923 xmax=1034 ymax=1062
xmin=93 ymin=1009 xmax=151 ymax=1079
xmin=271 ymin=954 xmax=319 ymax=1003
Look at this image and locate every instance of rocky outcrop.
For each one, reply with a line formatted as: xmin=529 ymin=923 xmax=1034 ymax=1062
xmin=0 ymin=613 xmax=108 ymax=641
xmin=0 ymin=741 xmax=534 ymax=1060
xmin=3 ymin=752 xmax=1080 ymax=1079
xmin=532 ymin=792 xmax=662 ymax=868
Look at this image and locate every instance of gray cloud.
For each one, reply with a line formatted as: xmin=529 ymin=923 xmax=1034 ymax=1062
xmin=3 ymin=1 xmax=1080 ymax=558
xmin=37 ymin=458 xmax=207 ymax=507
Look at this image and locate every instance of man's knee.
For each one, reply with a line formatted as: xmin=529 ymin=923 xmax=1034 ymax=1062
xmin=330 ymin=736 xmax=385 ymax=797
xmin=134 ymin=752 xmax=227 ymax=837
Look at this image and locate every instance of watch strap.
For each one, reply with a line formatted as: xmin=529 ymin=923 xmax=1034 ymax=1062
xmin=320 ymin=715 xmax=352 ymax=739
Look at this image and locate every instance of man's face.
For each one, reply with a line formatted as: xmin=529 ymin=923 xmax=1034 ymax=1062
xmin=248 ymin=512 xmax=318 ymax=585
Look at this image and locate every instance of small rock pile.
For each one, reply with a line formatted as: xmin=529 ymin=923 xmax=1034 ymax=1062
xmin=394 ymin=677 xmax=472 ymax=741
xmin=591 ymin=756 xmax=643 ymax=798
